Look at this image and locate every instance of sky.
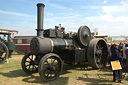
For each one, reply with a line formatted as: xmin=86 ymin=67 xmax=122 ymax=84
xmin=0 ymin=0 xmax=128 ymax=36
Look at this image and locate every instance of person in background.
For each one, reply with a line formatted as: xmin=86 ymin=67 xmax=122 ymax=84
xmin=110 ymin=43 xmax=123 ymax=83
xmin=108 ymin=43 xmax=111 ymax=66
xmin=123 ymin=43 xmax=126 ymax=69
xmin=3 ymin=34 xmax=7 ymax=42
xmin=125 ymin=44 xmax=128 ymax=75
xmin=118 ymin=43 xmax=123 ymax=51
xmin=118 ymin=43 xmax=123 ymax=57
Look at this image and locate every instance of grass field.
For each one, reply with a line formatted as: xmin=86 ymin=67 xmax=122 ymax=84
xmin=0 ymin=55 xmax=128 ymax=85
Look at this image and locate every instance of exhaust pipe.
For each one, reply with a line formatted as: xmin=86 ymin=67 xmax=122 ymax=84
xmin=36 ymin=3 xmax=45 ymax=37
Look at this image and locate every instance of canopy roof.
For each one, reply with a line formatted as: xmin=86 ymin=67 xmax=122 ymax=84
xmin=0 ymin=29 xmax=18 ymax=35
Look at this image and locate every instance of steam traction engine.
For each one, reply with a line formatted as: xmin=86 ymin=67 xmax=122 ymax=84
xmin=21 ymin=3 xmax=108 ymax=81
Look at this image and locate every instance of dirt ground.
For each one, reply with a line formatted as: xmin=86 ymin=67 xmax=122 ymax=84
xmin=0 ymin=55 xmax=128 ymax=85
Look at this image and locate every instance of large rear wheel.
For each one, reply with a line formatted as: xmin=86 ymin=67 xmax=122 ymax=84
xmin=87 ymin=38 xmax=108 ymax=69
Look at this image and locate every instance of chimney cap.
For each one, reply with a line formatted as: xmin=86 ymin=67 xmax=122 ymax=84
xmin=37 ymin=3 xmax=45 ymax=7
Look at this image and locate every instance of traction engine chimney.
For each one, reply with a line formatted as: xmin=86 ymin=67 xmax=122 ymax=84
xmin=36 ymin=3 xmax=45 ymax=37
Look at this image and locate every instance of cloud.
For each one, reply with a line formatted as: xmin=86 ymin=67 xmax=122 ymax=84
xmin=47 ymin=12 xmax=53 ymax=15
xmin=103 ymin=0 xmax=107 ymax=4
xmin=102 ymin=0 xmax=128 ymax=14
xmin=86 ymin=13 xmax=128 ymax=24
xmin=0 ymin=10 xmax=35 ymax=17
xmin=86 ymin=0 xmax=128 ymax=24
xmin=1 ymin=0 xmax=128 ymax=36
xmin=100 ymin=14 xmax=128 ymax=24
xmin=100 ymin=14 xmax=113 ymax=21
xmin=102 ymin=6 xmax=120 ymax=13
xmin=0 ymin=21 xmax=36 ymax=36
xmin=121 ymin=0 xmax=128 ymax=6
xmin=46 ymin=3 xmax=73 ymax=11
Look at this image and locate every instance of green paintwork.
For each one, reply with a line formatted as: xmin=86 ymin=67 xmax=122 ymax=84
xmin=6 ymin=42 xmax=15 ymax=50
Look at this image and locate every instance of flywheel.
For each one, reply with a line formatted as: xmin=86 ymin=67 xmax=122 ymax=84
xmin=78 ymin=25 xmax=91 ymax=46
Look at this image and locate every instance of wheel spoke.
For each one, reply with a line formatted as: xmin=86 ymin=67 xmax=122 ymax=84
xmin=97 ymin=58 xmax=100 ymax=64
xmin=96 ymin=45 xmax=104 ymax=66
xmin=28 ymin=65 xmax=31 ymax=70
xmin=46 ymin=60 xmax=51 ymax=66
xmin=44 ymin=64 xmax=50 ymax=68
xmin=52 ymin=59 xmax=55 ymax=64
xmin=31 ymin=66 xmax=34 ymax=71
xmin=96 ymin=44 xmax=100 ymax=50
xmin=51 ymin=57 xmax=53 ymax=63
xmin=26 ymin=61 xmax=30 ymax=63
xmin=55 ymin=62 xmax=59 ymax=66
xmin=50 ymin=72 xmax=52 ymax=77
xmin=33 ymin=65 xmax=36 ymax=69
xmin=32 ymin=55 xmax=33 ymax=60
xmin=32 ymin=65 xmax=36 ymax=71
xmin=25 ymin=64 xmax=30 ymax=67
xmin=46 ymin=70 xmax=51 ymax=77
xmin=28 ymin=56 xmax=32 ymax=60
xmin=35 ymin=66 xmax=38 ymax=70
xmin=100 ymin=46 xmax=104 ymax=50
xmin=95 ymin=56 xmax=101 ymax=66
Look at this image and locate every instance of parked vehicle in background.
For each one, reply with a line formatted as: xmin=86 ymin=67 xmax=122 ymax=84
xmin=13 ymin=36 xmax=34 ymax=54
xmin=0 ymin=29 xmax=18 ymax=64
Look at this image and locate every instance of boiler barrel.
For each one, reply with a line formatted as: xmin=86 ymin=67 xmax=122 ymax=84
xmin=30 ymin=37 xmax=74 ymax=55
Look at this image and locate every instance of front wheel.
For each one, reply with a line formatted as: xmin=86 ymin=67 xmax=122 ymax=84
xmin=38 ymin=53 xmax=63 ymax=81
xmin=21 ymin=52 xmax=38 ymax=74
